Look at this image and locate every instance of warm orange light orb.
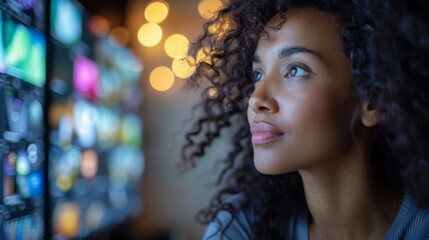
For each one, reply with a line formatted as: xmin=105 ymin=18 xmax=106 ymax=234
xmin=109 ymin=27 xmax=130 ymax=46
xmin=89 ymin=15 xmax=110 ymax=37
xmin=137 ymin=23 xmax=163 ymax=47
xmin=172 ymin=56 xmax=196 ymax=79
xmin=150 ymin=66 xmax=175 ymax=91
xmin=198 ymin=0 xmax=223 ymax=20
xmin=145 ymin=1 xmax=169 ymax=23
xmin=164 ymin=34 xmax=189 ymax=59
xmin=207 ymin=87 xmax=218 ymax=99
xmin=196 ymin=47 xmax=212 ymax=64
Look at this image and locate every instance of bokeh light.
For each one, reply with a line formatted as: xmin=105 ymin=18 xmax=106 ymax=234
xmin=137 ymin=23 xmax=163 ymax=47
xmin=144 ymin=1 xmax=169 ymax=23
xmin=109 ymin=27 xmax=130 ymax=46
xmin=198 ymin=0 xmax=223 ymax=20
xmin=55 ymin=202 xmax=81 ymax=237
xmin=172 ymin=56 xmax=196 ymax=79
xmin=196 ymin=47 xmax=212 ymax=64
xmin=208 ymin=19 xmax=231 ymax=38
xmin=150 ymin=66 xmax=175 ymax=91
xmin=207 ymin=87 xmax=218 ymax=99
xmin=89 ymin=15 xmax=110 ymax=37
xmin=81 ymin=149 xmax=98 ymax=179
xmin=164 ymin=34 xmax=189 ymax=59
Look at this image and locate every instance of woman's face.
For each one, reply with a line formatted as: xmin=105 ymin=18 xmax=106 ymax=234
xmin=247 ymin=8 xmax=357 ymax=174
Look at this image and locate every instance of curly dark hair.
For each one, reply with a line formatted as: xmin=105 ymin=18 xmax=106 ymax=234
xmin=181 ymin=0 xmax=429 ymax=238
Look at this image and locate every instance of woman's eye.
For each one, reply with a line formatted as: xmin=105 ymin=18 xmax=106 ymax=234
xmin=285 ymin=65 xmax=308 ymax=78
xmin=252 ymin=71 xmax=264 ymax=82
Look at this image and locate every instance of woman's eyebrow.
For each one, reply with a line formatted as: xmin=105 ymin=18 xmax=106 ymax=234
xmin=253 ymin=46 xmax=323 ymax=64
xmin=279 ymin=46 xmax=323 ymax=60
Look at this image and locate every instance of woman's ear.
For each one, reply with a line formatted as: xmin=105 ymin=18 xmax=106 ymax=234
xmin=360 ymin=100 xmax=379 ymax=127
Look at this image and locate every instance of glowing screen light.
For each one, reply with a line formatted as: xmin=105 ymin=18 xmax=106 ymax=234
xmin=144 ymin=1 xmax=169 ymax=23
xmin=9 ymin=0 xmax=36 ymax=10
xmin=28 ymin=171 xmax=43 ymax=197
xmin=80 ymin=149 xmax=98 ymax=179
xmin=198 ymin=0 xmax=223 ymax=20
xmin=108 ymin=147 xmax=144 ymax=185
xmin=26 ymin=31 xmax=46 ymax=86
xmin=121 ymin=114 xmax=142 ymax=147
xmin=53 ymin=146 xmax=81 ymax=192
xmin=4 ymin=24 xmax=30 ymax=69
xmin=172 ymin=56 xmax=196 ymax=79
xmin=29 ymin=100 xmax=43 ymax=130
xmin=137 ymin=23 xmax=162 ymax=47
xmin=73 ymin=100 xmax=98 ymax=148
xmin=16 ymin=151 xmax=30 ymax=175
xmin=51 ymin=0 xmax=83 ymax=45
xmin=85 ymin=201 xmax=106 ymax=231
xmin=73 ymin=56 xmax=99 ymax=100
xmin=149 ymin=66 xmax=174 ymax=92
xmin=164 ymin=34 xmax=189 ymax=59
xmin=0 ymin=12 xmax=4 ymax=73
xmin=27 ymin=144 xmax=39 ymax=164
xmin=4 ymin=152 xmax=17 ymax=176
xmin=54 ymin=202 xmax=81 ymax=238
xmin=3 ymin=21 xmax=46 ymax=87
xmin=97 ymin=106 xmax=120 ymax=149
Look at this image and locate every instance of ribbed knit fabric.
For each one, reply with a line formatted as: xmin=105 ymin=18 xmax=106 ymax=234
xmin=203 ymin=192 xmax=429 ymax=240
xmin=383 ymin=193 xmax=429 ymax=239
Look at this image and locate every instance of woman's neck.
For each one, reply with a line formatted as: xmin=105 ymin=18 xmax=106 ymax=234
xmin=299 ymin=142 xmax=403 ymax=240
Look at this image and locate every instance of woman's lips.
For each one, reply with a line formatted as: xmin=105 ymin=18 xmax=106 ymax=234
xmin=250 ymin=122 xmax=284 ymax=145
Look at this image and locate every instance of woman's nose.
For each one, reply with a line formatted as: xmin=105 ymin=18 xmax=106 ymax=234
xmin=248 ymin=80 xmax=279 ymax=114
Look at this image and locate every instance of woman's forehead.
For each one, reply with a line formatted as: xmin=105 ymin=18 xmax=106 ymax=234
xmin=256 ymin=8 xmax=343 ymax=58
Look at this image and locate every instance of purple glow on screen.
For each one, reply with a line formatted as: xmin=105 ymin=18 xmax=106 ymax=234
xmin=12 ymin=0 xmax=35 ymax=9
xmin=73 ymin=56 xmax=99 ymax=100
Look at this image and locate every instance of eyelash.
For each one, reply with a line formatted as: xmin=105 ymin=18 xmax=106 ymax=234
xmin=251 ymin=64 xmax=309 ymax=83
xmin=252 ymin=71 xmax=263 ymax=82
xmin=284 ymin=64 xmax=309 ymax=78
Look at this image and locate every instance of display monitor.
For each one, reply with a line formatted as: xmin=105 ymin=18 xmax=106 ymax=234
xmin=48 ymin=1 xmax=145 ymax=239
xmin=0 ymin=1 xmax=46 ymax=239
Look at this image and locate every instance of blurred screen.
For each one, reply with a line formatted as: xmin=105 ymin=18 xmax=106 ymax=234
xmin=5 ymin=0 xmax=45 ymax=30
xmin=0 ymin=2 xmax=46 ymax=239
xmin=50 ymin=0 xmax=82 ymax=46
xmin=1 ymin=17 xmax=46 ymax=87
xmin=49 ymin=1 xmax=145 ymax=239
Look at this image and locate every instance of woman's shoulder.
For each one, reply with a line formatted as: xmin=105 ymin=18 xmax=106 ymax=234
xmin=202 ymin=194 xmax=253 ymax=240
xmin=384 ymin=192 xmax=429 ymax=239
xmin=203 ymin=194 xmax=309 ymax=240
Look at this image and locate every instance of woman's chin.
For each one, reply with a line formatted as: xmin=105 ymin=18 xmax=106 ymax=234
xmin=254 ymin=160 xmax=297 ymax=175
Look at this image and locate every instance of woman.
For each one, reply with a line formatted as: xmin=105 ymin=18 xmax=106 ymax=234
xmin=182 ymin=0 xmax=429 ymax=239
